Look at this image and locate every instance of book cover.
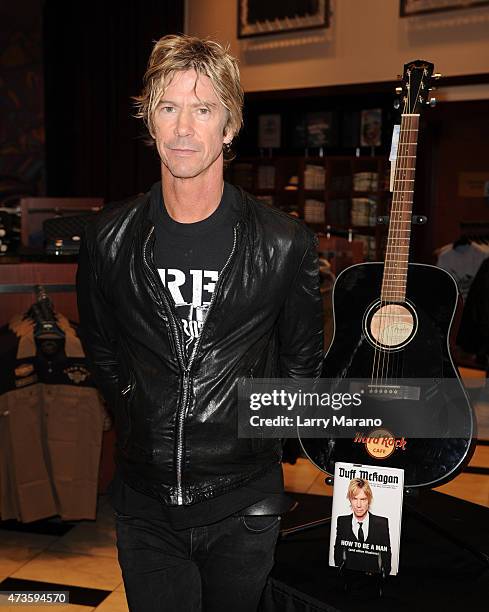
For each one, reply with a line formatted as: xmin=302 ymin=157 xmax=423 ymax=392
xmin=258 ymin=114 xmax=281 ymax=149
xmin=329 ymin=461 xmax=404 ymax=575
xmin=360 ymin=109 xmax=382 ymax=147
xmin=306 ymin=111 xmax=337 ymax=147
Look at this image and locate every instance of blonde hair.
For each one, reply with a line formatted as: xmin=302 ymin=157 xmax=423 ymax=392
xmin=347 ymin=478 xmax=373 ymax=505
xmin=134 ymin=34 xmax=243 ymax=146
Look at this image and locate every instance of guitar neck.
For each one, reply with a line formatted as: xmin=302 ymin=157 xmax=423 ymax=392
xmin=381 ymin=113 xmax=420 ymax=303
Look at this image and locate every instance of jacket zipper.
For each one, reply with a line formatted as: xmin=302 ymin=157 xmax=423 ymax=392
xmin=121 ymin=384 xmax=132 ymax=395
xmin=143 ymin=225 xmax=190 ymax=504
xmin=173 ymin=225 xmax=239 ymax=504
xmin=144 ymin=222 xmax=239 ymax=505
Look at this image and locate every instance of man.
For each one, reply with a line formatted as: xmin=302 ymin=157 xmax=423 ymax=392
xmin=334 ymin=478 xmax=391 ymax=575
xmin=77 ymin=35 xmax=323 ymax=612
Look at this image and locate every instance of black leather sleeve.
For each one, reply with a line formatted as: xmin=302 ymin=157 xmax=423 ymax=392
xmin=278 ymin=232 xmax=324 ymax=380
xmin=76 ymin=229 xmax=120 ymax=411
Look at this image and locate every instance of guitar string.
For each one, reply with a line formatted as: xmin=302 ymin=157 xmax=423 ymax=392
xmin=398 ymin=114 xmax=417 ymax=383
xmin=391 ymin=112 xmax=410 ymax=384
xmin=379 ymin=101 xmax=409 ymax=387
xmin=383 ymin=111 xmax=408 ymax=387
xmin=388 ymin=79 xmax=422 ymax=389
xmin=392 ymin=117 xmax=412 ymax=384
xmin=389 ymin=112 xmax=413 ymax=386
xmin=394 ymin=77 xmax=423 ymax=385
xmin=374 ymin=106 xmax=402 ymax=387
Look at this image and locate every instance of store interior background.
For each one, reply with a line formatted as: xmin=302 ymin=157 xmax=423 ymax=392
xmin=1 ymin=0 xmax=489 ymax=609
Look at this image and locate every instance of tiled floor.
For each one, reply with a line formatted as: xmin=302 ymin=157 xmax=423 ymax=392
xmin=1 ymin=367 xmax=488 ymax=610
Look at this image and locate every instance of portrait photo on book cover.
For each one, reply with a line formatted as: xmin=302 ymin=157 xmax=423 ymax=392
xmin=329 ymin=464 xmax=404 ymax=575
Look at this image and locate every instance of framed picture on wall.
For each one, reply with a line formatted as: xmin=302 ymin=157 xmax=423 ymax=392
xmin=400 ymin=0 xmax=489 ymax=17
xmin=238 ymin=0 xmax=330 ymax=38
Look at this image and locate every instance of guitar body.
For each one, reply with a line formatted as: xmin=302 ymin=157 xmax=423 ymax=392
xmin=301 ymin=262 xmax=476 ymax=488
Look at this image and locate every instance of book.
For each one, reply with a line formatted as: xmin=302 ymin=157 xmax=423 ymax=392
xmin=258 ymin=114 xmax=281 ymax=149
xmin=329 ymin=461 xmax=404 ymax=575
xmin=360 ymin=109 xmax=382 ymax=147
xmin=306 ymin=111 xmax=337 ymax=147
xmin=304 ymin=199 xmax=325 ymax=224
xmin=304 ymin=164 xmax=325 ymax=190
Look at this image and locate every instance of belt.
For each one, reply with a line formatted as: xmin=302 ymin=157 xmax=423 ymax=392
xmin=240 ymin=494 xmax=297 ymax=516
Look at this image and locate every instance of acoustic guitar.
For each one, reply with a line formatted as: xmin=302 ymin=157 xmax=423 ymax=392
xmin=300 ymin=61 xmax=475 ymax=488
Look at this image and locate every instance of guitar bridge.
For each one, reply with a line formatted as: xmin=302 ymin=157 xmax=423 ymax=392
xmin=349 ymin=381 xmax=421 ymax=401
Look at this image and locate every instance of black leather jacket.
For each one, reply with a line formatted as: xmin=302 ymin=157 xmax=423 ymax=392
xmin=77 ymin=184 xmax=323 ymax=506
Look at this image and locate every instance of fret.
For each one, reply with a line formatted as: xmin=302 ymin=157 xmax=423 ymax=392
xmin=381 ymin=291 xmax=407 ymax=295
xmin=382 ymin=281 xmax=408 ymax=285
xmin=381 ymin=291 xmax=406 ymax=296
xmin=394 ymin=179 xmax=415 ymax=181
xmin=393 ymin=190 xmax=414 ymax=193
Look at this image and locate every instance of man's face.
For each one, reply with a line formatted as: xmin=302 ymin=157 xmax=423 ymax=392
xmin=152 ymin=69 xmax=232 ymax=181
xmin=350 ymin=490 xmax=369 ymax=520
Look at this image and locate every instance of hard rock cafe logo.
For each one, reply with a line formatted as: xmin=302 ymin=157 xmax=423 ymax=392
xmin=354 ymin=429 xmax=407 ymax=460
xmin=64 ymin=365 xmax=90 ymax=384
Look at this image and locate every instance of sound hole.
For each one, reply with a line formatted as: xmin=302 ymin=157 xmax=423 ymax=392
xmin=369 ymin=304 xmax=414 ymax=348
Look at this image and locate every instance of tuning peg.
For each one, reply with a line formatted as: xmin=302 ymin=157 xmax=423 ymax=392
xmin=428 ymin=97 xmax=437 ymax=107
xmin=395 ymin=86 xmax=403 ymax=94
xmin=433 ymin=73 xmax=442 ymax=80
xmin=393 ymin=99 xmax=401 ymax=110
xmin=397 ymin=74 xmax=403 ymax=80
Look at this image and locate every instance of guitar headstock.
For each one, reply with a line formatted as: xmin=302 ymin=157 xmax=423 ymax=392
xmin=395 ymin=60 xmax=438 ymax=114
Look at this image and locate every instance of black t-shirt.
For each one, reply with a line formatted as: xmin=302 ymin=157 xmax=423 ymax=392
xmin=108 ymin=181 xmax=283 ymax=529
xmin=152 ymin=181 xmax=236 ymax=357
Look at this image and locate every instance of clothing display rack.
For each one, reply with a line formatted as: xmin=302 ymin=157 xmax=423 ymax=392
xmin=0 ymin=284 xmax=76 ymax=294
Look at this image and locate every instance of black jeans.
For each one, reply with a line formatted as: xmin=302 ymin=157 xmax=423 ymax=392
xmin=115 ymin=510 xmax=281 ymax=612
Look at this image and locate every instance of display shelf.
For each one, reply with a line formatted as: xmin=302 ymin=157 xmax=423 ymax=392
xmin=225 ymin=154 xmax=390 ymax=260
